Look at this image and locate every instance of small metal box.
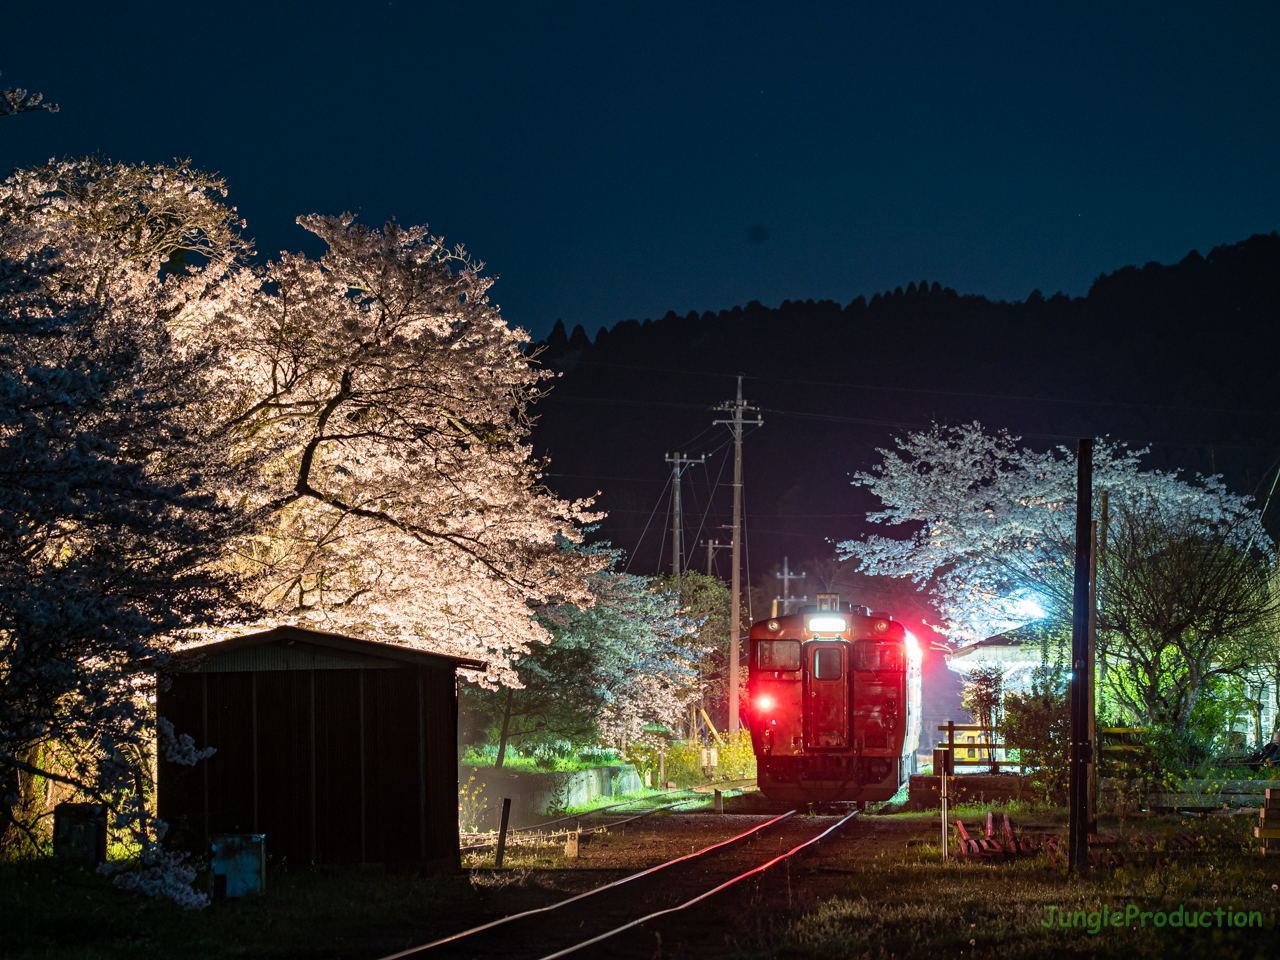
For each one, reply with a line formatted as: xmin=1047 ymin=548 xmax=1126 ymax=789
xmin=53 ymin=803 xmax=107 ymax=864
xmin=209 ymin=834 xmax=266 ymax=898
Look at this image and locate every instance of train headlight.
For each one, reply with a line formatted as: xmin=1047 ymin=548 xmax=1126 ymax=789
xmin=757 ymin=696 xmax=774 ymax=712
xmin=808 ymin=615 xmax=847 ymax=633
xmin=873 ymin=619 xmax=889 ymax=633
xmin=766 ymin=619 xmax=781 ymax=632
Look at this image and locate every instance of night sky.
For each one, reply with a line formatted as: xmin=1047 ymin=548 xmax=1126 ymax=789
xmin=5 ymin=3 xmax=1279 ymax=341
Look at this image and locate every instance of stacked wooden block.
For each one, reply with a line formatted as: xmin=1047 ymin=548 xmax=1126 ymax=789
xmin=1259 ymin=789 xmax=1280 ymax=855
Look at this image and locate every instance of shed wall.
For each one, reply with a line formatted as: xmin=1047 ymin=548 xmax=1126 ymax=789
xmin=157 ymin=665 xmax=458 ymax=869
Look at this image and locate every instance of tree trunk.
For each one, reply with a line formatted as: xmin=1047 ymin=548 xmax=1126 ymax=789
xmin=494 ymin=688 xmax=514 ymax=770
xmin=1175 ymin=670 xmax=1201 ymax=736
xmin=1272 ymin=662 xmax=1280 ymax=740
xmin=0 ymin=743 xmax=45 ymax=855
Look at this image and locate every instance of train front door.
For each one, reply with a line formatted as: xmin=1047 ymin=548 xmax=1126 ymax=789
xmin=805 ymin=642 xmax=849 ymax=748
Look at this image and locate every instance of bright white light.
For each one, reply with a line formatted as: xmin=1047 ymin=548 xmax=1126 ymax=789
xmin=904 ymin=631 xmax=922 ymax=663
xmin=1012 ymin=597 xmax=1045 ymax=621
xmin=757 ymin=696 xmax=774 ymax=711
xmin=808 ymin=616 xmax=847 ymax=633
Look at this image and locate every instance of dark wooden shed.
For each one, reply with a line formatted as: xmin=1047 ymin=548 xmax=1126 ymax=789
xmin=156 ymin=626 xmax=482 ymax=871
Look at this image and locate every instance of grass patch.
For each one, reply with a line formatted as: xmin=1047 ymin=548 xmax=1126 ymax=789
xmin=556 ymin=786 xmax=683 ymax=816
xmin=751 ymin=811 xmax=1279 ymax=959
xmin=457 ymin=744 xmax=624 ymax=773
xmin=0 ymin=859 xmax=476 ymax=960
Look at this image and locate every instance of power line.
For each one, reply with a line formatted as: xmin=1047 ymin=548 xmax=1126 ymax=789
xmin=623 ymin=472 xmax=672 ymax=574
xmin=564 ymin=358 xmax=1280 ymax=418
xmin=541 ymin=397 xmax=1280 ymax=451
xmin=688 ymin=444 xmax=731 ymax=567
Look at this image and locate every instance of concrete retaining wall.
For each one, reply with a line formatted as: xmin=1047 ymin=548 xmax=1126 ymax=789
xmin=904 ymin=776 xmax=1280 ymax=812
xmin=459 ymin=764 xmax=643 ymax=830
xmin=1111 ymin=778 xmax=1280 ymax=811
xmin=905 ymin=773 xmax=1035 ymax=810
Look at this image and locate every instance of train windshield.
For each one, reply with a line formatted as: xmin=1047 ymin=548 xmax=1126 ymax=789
xmin=853 ymin=641 xmax=904 ymax=671
xmin=757 ymin=640 xmax=801 ymax=670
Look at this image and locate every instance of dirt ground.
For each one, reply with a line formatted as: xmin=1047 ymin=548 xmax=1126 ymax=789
xmin=463 ymin=793 xmax=924 ymax=872
xmin=4 ymin=796 xmax=1277 ymax=960
xmin=458 ymin=796 xmax=1280 ymax=959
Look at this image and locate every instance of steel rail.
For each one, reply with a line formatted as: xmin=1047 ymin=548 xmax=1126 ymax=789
xmin=460 ymin=784 xmax=756 ymax=853
xmin=376 ymin=810 xmax=796 ymax=960
xmin=500 ymin=787 xmax=703 ymax=835
xmin=535 ymin=808 xmax=860 ymax=960
xmin=458 ymin=795 xmax=708 ymax=853
xmin=458 ymin=798 xmax=691 ymax=855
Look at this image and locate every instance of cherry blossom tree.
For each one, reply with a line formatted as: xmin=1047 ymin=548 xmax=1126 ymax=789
xmin=466 ymin=545 xmax=704 ymax=764
xmin=1 ymin=159 xmax=610 ymax=904
xmin=197 ymin=214 xmax=604 ymax=685
xmin=838 ymin=422 xmax=1279 ymax=732
xmin=1 ymin=70 xmax=58 ymax=117
xmin=0 ymin=161 xmax=253 ymax=905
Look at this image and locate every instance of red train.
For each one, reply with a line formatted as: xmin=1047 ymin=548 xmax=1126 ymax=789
xmin=746 ymin=598 xmax=923 ymax=802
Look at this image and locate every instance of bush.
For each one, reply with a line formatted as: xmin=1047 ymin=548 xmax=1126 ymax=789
xmin=623 ymin=732 xmax=756 ymax=788
xmin=1000 ymin=666 xmax=1069 ymax=804
xmin=457 ymin=742 xmax=624 ymax=774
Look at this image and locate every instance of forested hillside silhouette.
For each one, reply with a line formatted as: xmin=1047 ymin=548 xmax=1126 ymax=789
xmin=530 ymin=233 xmax=1280 ymax=584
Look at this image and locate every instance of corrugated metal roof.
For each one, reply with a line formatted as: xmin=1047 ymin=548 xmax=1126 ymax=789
xmin=167 ymin=625 xmax=486 ymax=674
xmin=186 ymin=642 xmax=400 ymax=673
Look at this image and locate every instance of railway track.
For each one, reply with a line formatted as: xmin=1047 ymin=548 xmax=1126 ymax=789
xmin=460 ymin=784 xmax=759 ymax=855
xmin=459 ymin=789 xmax=708 ymax=854
xmin=381 ymin=807 xmax=859 ymax=960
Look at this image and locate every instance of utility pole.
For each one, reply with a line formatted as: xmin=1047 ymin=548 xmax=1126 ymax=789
xmin=1068 ymin=439 xmax=1094 ymax=874
xmin=700 ymin=538 xmax=728 ymax=577
xmin=774 ymin=556 xmax=808 ymax=615
xmin=1087 ymin=488 xmax=1107 ymax=835
xmin=664 ymin=452 xmax=705 ymax=592
xmin=1087 ymin=518 xmax=1098 ymax=836
xmin=713 ymin=375 xmax=762 ymax=735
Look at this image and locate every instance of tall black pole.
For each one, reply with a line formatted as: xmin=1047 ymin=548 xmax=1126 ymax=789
xmin=1068 ymin=439 xmax=1093 ymax=873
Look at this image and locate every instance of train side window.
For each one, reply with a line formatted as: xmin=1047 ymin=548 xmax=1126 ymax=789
xmin=813 ymin=647 xmax=842 ymax=680
xmin=758 ymin=640 xmax=801 ymax=670
xmin=854 ymin=641 xmax=904 ymax=671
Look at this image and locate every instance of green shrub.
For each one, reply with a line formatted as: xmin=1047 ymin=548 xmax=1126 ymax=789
xmin=1000 ymin=666 xmax=1069 ymax=804
xmin=457 ymin=742 xmax=625 ymax=774
xmin=623 ymin=731 xmax=756 ymax=788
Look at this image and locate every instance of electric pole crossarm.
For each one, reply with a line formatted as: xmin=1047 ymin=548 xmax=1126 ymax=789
xmin=774 ymin=556 xmax=807 ymax=615
xmin=700 ymin=538 xmax=728 ymax=577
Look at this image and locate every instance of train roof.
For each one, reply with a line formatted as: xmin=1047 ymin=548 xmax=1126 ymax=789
xmin=747 ymin=611 xmax=907 ymax=641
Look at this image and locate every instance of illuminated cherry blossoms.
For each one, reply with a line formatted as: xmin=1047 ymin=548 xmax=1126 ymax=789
xmin=0 ymin=160 xmax=624 ymax=905
xmin=193 ymin=214 xmax=604 ymax=685
xmin=838 ymin=422 xmax=1269 ymax=642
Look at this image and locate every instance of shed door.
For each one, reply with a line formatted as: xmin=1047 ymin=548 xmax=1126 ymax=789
xmin=806 ymin=643 xmax=848 ymax=748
